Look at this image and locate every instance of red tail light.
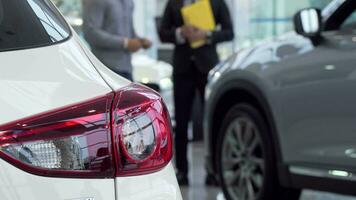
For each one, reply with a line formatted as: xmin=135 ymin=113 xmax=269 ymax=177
xmin=0 ymin=84 xmax=173 ymax=178
xmin=112 ymin=84 xmax=173 ymax=176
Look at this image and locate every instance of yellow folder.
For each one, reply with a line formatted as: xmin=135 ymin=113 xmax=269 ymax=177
xmin=181 ymin=0 xmax=216 ymax=48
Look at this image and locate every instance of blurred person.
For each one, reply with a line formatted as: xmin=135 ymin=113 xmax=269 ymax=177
xmin=159 ymin=0 xmax=234 ymax=185
xmin=82 ymin=0 xmax=152 ymax=81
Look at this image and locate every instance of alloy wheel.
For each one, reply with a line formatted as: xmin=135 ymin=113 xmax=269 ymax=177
xmin=221 ymin=117 xmax=265 ymax=200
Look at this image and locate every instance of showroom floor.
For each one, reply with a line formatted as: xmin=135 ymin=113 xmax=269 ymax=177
xmin=180 ymin=142 xmax=356 ymax=200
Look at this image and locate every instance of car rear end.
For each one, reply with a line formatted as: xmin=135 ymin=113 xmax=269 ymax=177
xmin=0 ymin=0 xmax=181 ymax=199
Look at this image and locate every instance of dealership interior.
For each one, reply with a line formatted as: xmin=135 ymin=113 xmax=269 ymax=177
xmin=50 ymin=0 xmax=356 ymax=199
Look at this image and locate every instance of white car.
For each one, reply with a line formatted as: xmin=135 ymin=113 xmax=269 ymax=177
xmin=0 ymin=0 xmax=182 ymax=200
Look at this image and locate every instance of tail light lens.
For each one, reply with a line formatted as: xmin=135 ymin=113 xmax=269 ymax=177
xmin=0 ymin=84 xmax=173 ymax=178
xmin=0 ymin=94 xmax=115 ymax=178
xmin=112 ymin=84 xmax=173 ymax=176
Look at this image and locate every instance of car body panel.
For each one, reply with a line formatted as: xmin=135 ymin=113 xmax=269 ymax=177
xmin=0 ymin=36 xmax=123 ymax=125
xmin=116 ymin=163 xmax=182 ymax=200
xmin=72 ymin=34 xmax=131 ymax=91
xmin=270 ymin=30 xmax=356 ymax=168
xmin=0 ymin=159 xmax=116 ymax=200
xmin=205 ymin=0 xmax=356 ymax=182
xmin=0 ymin=36 xmax=119 ymax=200
xmin=0 ymin=159 xmax=181 ymax=200
xmin=75 ymin=30 xmax=182 ymax=200
xmin=0 ymin=33 xmax=181 ymax=199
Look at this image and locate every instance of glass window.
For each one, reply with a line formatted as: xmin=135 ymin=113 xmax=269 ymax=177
xmin=341 ymin=10 xmax=356 ymax=29
xmin=0 ymin=0 xmax=71 ymax=52
xmin=234 ymin=0 xmax=332 ymax=49
xmin=51 ymin=0 xmax=82 ymax=33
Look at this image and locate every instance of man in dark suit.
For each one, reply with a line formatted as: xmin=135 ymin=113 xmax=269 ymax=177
xmin=159 ymin=0 xmax=234 ymax=185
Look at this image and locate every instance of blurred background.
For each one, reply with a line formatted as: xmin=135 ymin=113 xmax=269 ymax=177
xmin=50 ymin=0 xmax=356 ymax=199
xmin=51 ymin=0 xmax=333 ymax=140
xmin=52 ymin=0 xmax=332 ymax=59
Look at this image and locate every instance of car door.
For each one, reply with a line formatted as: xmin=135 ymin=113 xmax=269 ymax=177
xmin=273 ymin=7 xmax=356 ymax=171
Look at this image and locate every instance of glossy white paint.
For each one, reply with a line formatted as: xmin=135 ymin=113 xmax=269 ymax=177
xmin=73 ymin=35 xmax=131 ymax=91
xmin=116 ymin=163 xmax=182 ymax=200
xmin=0 ymin=159 xmax=116 ymax=200
xmin=0 ymin=159 xmax=181 ymax=200
xmin=0 ymin=37 xmax=117 ymax=125
xmin=0 ymin=34 xmax=181 ymax=199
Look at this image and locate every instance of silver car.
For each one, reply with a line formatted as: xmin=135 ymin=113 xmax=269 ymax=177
xmin=205 ymin=0 xmax=356 ymax=199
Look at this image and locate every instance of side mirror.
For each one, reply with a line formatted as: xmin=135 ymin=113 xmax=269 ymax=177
xmin=294 ymin=8 xmax=323 ymax=45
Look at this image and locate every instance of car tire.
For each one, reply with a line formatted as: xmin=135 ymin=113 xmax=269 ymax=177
xmin=216 ymin=103 xmax=301 ymax=200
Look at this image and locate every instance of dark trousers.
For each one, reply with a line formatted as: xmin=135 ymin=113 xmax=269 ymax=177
xmin=174 ymin=62 xmax=208 ymax=175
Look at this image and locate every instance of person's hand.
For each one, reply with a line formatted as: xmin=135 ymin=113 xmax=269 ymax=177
xmin=140 ymin=38 xmax=152 ymax=49
xmin=187 ymin=28 xmax=208 ymax=43
xmin=180 ymin=24 xmax=196 ymax=39
xmin=180 ymin=25 xmax=208 ymax=43
xmin=127 ymin=38 xmax=142 ymax=52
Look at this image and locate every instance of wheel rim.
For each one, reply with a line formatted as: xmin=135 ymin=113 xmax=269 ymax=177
xmin=221 ymin=117 xmax=265 ymax=200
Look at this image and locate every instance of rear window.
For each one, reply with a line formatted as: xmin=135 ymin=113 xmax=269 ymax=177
xmin=0 ymin=0 xmax=71 ymax=52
